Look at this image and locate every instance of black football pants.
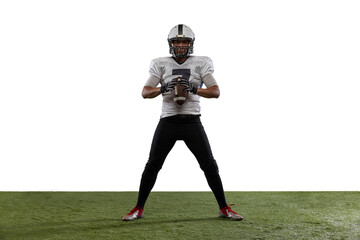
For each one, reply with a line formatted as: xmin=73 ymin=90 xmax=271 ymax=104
xmin=136 ymin=114 xmax=227 ymax=209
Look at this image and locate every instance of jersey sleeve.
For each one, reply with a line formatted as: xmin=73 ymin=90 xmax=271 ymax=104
xmin=149 ymin=58 xmax=163 ymax=79
xmin=144 ymin=75 xmax=161 ymax=88
xmin=201 ymin=57 xmax=214 ymax=78
xmin=202 ymin=73 xmax=218 ymax=88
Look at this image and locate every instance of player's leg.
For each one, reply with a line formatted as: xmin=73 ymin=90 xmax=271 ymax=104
xmin=123 ymin=118 xmax=176 ymax=221
xmin=182 ymin=117 xmax=227 ymax=209
xmin=183 ymin=118 xmax=243 ymax=220
xmin=136 ymin=118 xmax=177 ymax=208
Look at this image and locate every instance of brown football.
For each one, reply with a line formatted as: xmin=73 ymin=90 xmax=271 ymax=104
xmin=171 ymin=77 xmax=188 ymax=105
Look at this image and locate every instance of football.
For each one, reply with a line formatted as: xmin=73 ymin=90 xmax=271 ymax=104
xmin=172 ymin=77 xmax=188 ymax=105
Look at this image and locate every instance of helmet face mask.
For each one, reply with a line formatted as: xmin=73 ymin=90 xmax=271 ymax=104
xmin=170 ymin=38 xmax=192 ymax=58
xmin=168 ymin=24 xmax=195 ymax=58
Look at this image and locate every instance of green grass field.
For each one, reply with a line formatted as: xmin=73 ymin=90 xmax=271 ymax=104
xmin=0 ymin=192 xmax=359 ymax=240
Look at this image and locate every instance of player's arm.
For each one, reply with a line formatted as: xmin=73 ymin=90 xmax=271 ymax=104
xmin=180 ymin=73 xmax=220 ymax=98
xmin=142 ymin=75 xmax=161 ymax=99
xmin=142 ymin=86 xmax=161 ymax=99
xmin=197 ymin=85 xmax=220 ymax=98
xmin=142 ymin=75 xmax=177 ymax=99
xmin=198 ymin=73 xmax=220 ymax=98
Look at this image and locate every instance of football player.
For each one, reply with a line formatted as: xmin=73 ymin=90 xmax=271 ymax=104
xmin=122 ymin=24 xmax=243 ymax=221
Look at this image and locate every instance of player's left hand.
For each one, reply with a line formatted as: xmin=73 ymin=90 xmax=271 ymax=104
xmin=179 ymin=79 xmax=198 ymax=94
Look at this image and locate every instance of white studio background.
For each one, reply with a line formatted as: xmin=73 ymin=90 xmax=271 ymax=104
xmin=0 ymin=0 xmax=359 ymax=191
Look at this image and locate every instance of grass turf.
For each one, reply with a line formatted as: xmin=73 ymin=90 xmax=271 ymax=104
xmin=0 ymin=192 xmax=359 ymax=239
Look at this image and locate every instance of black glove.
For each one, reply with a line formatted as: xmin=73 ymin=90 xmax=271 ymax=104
xmin=160 ymin=78 xmax=178 ymax=93
xmin=180 ymin=79 xmax=198 ymax=94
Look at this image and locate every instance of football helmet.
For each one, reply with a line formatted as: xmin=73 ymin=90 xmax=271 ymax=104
xmin=168 ymin=24 xmax=195 ymax=58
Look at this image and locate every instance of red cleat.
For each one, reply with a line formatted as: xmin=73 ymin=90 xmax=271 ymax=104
xmin=219 ymin=204 xmax=243 ymax=221
xmin=122 ymin=206 xmax=144 ymax=221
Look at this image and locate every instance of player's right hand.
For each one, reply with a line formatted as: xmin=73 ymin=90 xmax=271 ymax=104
xmin=160 ymin=77 xmax=178 ymax=93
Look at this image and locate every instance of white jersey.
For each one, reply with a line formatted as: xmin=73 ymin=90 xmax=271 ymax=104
xmin=145 ymin=56 xmax=218 ymax=118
